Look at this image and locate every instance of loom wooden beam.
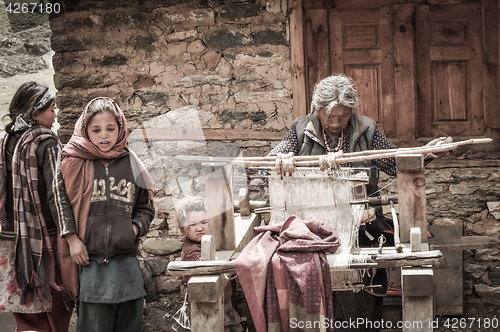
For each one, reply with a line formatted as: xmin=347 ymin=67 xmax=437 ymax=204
xmin=397 ymin=154 xmax=427 ymax=244
xmin=235 ymin=213 xmax=261 ymax=252
xmin=429 ymin=235 xmax=500 ymax=250
xmin=168 ymin=250 xmax=443 ymax=276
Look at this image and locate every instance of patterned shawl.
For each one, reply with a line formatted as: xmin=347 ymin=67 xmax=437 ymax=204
xmin=0 ymin=126 xmax=62 ymax=304
xmin=57 ymin=97 xmax=156 ymax=307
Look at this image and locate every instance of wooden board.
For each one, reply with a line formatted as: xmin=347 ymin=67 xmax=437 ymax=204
xmin=483 ymin=0 xmax=500 ymax=129
xmin=394 ymin=4 xmax=416 ymax=142
xmin=428 ymin=223 xmax=463 ymax=315
xmin=289 ymin=0 xmax=308 ymax=119
xmin=205 ymin=166 xmax=236 ymax=251
xmin=234 ymin=213 xmax=261 ymax=252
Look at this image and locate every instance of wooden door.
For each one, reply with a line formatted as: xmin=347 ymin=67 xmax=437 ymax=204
xmin=416 ymin=3 xmax=484 ymax=137
xmin=304 ymin=7 xmax=399 ymax=138
xmin=294 ymin=0 xmax=495 ymax=141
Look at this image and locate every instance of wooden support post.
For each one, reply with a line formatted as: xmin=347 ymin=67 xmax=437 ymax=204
xmin=396 ymin=154 xmax=427 ymax=244
xmin=189 ymin=276 xmax=225 ymax=332
xmin=238 ymin=188 xmax=250 ymax=217
xmin=189 ymin=235 xmax=226 ymax=332
xmin=205 ymin=165 xmax=236 ymax=250
xmin=402 ymin=267 xmax=434 ymax=332
xmin=201 ymin=235 xmax=216 ymax=261
xmin=428 ymin=222 xmax=464 ymax=315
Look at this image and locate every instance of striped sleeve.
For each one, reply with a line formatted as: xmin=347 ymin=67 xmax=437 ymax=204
xmin=46 ymin=144 xmax=76 ymax=236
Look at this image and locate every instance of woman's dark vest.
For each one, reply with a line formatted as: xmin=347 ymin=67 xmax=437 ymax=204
xmin=293 ymin=112 xmax=380 ymax=196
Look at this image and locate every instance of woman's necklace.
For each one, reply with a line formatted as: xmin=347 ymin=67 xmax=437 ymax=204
xmin=323 ymin=129 xmax=343 ymax=152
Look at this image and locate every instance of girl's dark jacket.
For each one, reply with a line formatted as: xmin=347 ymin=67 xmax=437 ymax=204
xmin=62 ymin=150 xmax=155 ymax=263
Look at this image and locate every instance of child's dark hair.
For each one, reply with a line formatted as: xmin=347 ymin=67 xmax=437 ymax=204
xmin=81 ymin=98 xmax=121 ymax=138
xmin=176 ymin=196 xmax=206 ymax=227
xmin=5 ymin=81 xmax=53 ymax=131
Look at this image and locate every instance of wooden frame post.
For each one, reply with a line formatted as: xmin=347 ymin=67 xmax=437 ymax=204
xmin=402 ymin=267 xmax=434 ymax=332
xmin=396 ymin=154 xmax=427 ymax=244
xmin=189 ymin=235 xmax=227 ymax=332
xmin=205 ymin=165 xmax=236 ymax=251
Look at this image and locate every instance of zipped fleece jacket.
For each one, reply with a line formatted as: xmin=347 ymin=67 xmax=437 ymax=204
xmin=293 ymin=111 xmax=380 ymax=195
xmin=84 ymin=150 xmax=155 ymax=263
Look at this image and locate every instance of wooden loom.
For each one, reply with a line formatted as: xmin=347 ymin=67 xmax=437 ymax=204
xmin=167 ymin=138 xmax=492 ymax=332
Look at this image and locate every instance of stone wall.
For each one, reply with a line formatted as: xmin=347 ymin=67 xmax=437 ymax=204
xmin=50 ymin=0 xmax=291 ymax=300
xmin=426 ymin=163 xmax=500 ymax=314
xmin=378 ymin=155 xmax=500 ymax=316
xmin=50 ymin=0 xmax=291 ymax=135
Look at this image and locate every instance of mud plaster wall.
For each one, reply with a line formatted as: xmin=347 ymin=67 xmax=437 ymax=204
xmin=49 ymin=0 xmax=291 ymax=299
xmin=50 ymin=0 xmax=291 ymax=144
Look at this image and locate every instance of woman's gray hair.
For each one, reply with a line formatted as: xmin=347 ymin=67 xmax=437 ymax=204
xmin=310 ymin=74 xmax=359 ymax=114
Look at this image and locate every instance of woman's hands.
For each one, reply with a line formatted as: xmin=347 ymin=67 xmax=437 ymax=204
xmin=65 ymin=233 xmax=90 ymax=266
xmin=424 ymin=136 xmax=453 ymax=159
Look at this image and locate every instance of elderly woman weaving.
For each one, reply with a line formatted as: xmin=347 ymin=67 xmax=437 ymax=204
xmin=269 ymin=74 xmax=397 ymax=195
xmin=268 ymin=74 xmax=445 ymax=331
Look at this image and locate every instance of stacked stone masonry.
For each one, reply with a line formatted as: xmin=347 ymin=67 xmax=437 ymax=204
xmin=379 ymin=161 xmax=500 ymax=315
xmin=50 ymin=0 xmax=291 ymax=302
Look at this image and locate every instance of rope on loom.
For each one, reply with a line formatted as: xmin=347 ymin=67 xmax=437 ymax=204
xmin=368 ymin=177 xmax=398 ymax=197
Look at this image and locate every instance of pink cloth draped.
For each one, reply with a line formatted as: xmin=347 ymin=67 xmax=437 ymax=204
xmin=235 ymin=215 xmax=341 ymax=332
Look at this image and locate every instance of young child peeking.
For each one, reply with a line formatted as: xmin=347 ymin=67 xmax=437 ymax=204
xmin=177 ymin=196 xmax=210 ymax=262
xmin=58 ymin=97 xmax=156 ymax=332
xmin=173 ymin=196 xmax=242 ymax=332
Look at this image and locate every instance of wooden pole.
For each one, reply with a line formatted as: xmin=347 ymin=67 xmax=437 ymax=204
xmin=167 ymin=250 xmax=443 ymax=276
xmin=176 ymin=138 xmax=492 ymax=168
xmin=205 ymin=165 xmax=236 ymax=251
xmin=188 ymin=235 xmax=226 ymax=332
xmin=397 ymin=154 xmax=427 ymax=244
